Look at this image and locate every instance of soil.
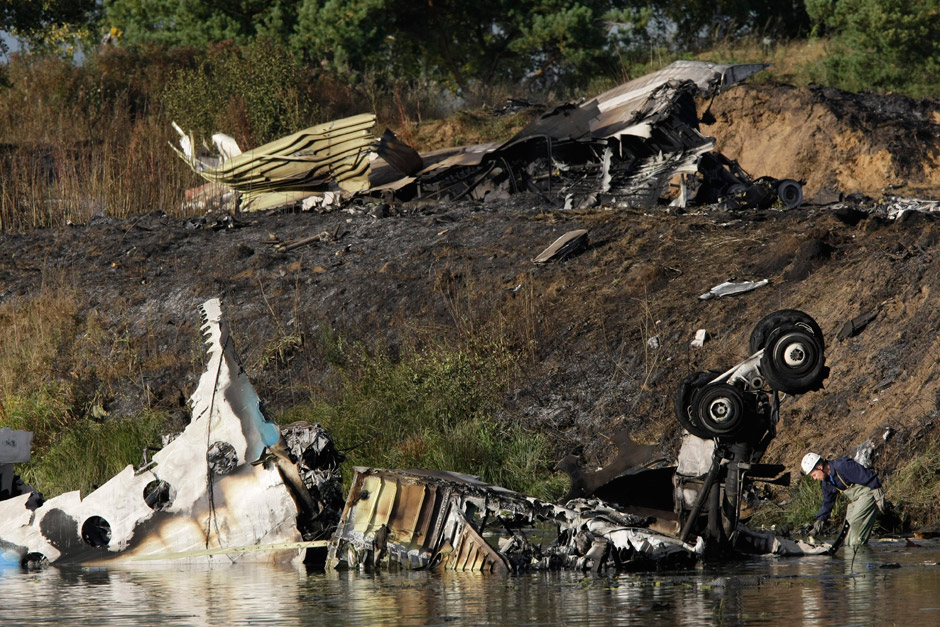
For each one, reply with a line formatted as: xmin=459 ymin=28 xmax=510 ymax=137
xmin=4 ymin=80 xmax=940 ymax=510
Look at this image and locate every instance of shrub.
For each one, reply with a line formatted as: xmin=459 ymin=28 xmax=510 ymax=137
xmin=161 ymin=38 xmax=320 ymax=148
xmin=276 ymin=332 xmax=566 ymax=500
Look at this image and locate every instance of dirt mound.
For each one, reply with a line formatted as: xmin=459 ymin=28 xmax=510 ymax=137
xmin=703 ymin=83 xmax=940 ymax=199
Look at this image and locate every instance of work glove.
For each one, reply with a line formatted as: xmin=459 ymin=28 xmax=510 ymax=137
xmin=812 ymin=519 xmax=826 ymax=537
xmin=872 ymin=487 xmax=887 ymax=513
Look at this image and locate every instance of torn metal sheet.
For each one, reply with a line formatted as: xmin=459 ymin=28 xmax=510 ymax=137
xmin=0 ymin=299 xmax=343 ymax=567
xmin=326 ymin=467 xmax=699 ymax=573
xmin=698 ymin=278 xmax=769 ymax=300
xmin=1 ymin=429 xmax=43 ymax=511
xmin=172 ymin=114 xmax=379 ymax=211
xmin=0 ymin=428 xmax=32 ymax=464
xmin=690 ymin=328 xmax=709 ymax=348
xmin=838 ymin=308 xmax=880 ymax=341
xmin=533 ymin=229 xmax=589 ymax=263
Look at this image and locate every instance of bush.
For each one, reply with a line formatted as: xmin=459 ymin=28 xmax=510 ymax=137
xmin=888 ymin=435 xmax=940 ymax=526
xmin=276 ymin=332 xmax=566 ymax=500
xmin=161 ymin=38 xmax=320 ymax=148
xmin=749 ymin=474 xmax=846 ymax=531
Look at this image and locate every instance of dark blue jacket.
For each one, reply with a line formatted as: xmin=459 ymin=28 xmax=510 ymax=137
xmin=816 ymin=457 xmax=881 ymax=522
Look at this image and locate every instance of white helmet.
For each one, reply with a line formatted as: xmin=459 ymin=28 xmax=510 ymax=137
xmin=801 ymin=452 xmax=822 ymax=475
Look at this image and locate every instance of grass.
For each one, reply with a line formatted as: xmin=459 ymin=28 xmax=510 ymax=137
xmin=748 ymin=475 xmax=846 ymax=531
xmin=886 ymin=435 xmax=940 ymax=528
xmin=693 ymin=36 xmax=830 ymax=87
xmin=275 ymin=330 xmax=567 ymax=501
xmin=16 ymin=410 xmax=170 ymax=498
xmin=0 ymin=283 xmax=179 ymax=498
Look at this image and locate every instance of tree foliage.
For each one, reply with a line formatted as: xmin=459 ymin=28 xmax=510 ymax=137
xmin=102 ymin=0 xmax=298 ymax=47
xmin=806 ymin=0 xmax=940 ymax=94
xmin=640 ymin=0 xmax=810 ymax=48
xmin=1 ymin=0 xmax=101 ymax=54
xmin=161 ymin=39 xmax=318 ymax=145
xmin=102 ymin=0 xmax=650 ymax=92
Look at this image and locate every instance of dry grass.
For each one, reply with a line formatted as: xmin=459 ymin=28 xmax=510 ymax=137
xmin=694 ymin=37 xmax=829 ymax=86
xmin=0 ymin=89 xmax=195 ymax=230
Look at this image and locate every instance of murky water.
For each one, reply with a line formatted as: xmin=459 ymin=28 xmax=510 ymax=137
xmin=4 ymin=539 xmax=940 ymax=626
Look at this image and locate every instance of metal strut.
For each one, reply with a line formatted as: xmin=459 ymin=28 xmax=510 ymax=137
xmin=678 ymin=449 xmax=723 ymax=543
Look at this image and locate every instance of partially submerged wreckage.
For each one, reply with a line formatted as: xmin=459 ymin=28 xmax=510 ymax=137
xmin=0 ymin=299 xmax=346 ymax=568
xmin=1 ymin=302 xmax=835 ymax=572
xmin=175 ymin=60 xmax=803 ymax=213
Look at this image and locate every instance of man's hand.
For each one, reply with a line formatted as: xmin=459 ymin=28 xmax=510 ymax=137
xmin=812 ymin=519 xmax=826 ymax=536
xmin=872 ymin=487 xmax=887 ymax=513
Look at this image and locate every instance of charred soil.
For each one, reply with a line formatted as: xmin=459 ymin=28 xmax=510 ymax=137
xmin=3 ymin=81 xmax=940 ymax=525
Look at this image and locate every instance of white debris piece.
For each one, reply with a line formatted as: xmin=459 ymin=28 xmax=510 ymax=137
xmin=690 ymin=328 xmax=708 ymax=348
xmin=211 ymin=133 xmax=242 ymax=163
xmin=699 ymin=279 xmax=769 ymax=300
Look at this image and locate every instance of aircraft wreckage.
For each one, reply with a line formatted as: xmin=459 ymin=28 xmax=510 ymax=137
xmin=174 ymin=60 xmax=803 ymax=213
xmin=1 ymin=301 xmax=837 ymax=572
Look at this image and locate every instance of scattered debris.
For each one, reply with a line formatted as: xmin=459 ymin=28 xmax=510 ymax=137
xmin=691 ymin=328 xmax=709 ymax=348
xmin=533 ymin=229 xmax=589 ymax=263
xmin=880 ymin=195 xmax=940 ymax=220
xmin=173 ymin=61 xmax=805 ymax=214
xmin=837 ymin=308 xmax=880 ymax=341
xmin=326 ymin=467 xmax=700 ymax=573
xmin=390 ymin=61 xmax=793 ymax=210
xmin=698 ymin=278 xmax=769 ymax=300
xmin=0 ymin=305 xmax=839 ymax=571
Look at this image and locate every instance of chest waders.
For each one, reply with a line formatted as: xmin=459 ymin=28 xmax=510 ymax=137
xmin=830 ymin=469 xmax=879 ymax=548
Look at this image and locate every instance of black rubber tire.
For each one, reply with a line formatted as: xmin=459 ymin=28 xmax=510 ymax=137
xmin=749 ymin=309 xmax=824 ymax=355
xmin=693 ymin=383 xmax=746 ymax=437
xmin=674 ymin=371 xmax=719 ymax=439
xmin=760 ymin=327 xmax=826 ymax=394
xmin=777 ymin=179 xmax=803 ymax=209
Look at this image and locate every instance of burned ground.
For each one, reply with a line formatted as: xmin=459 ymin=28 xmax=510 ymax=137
xmin=3 ymin=81 xmax=940 ymax=522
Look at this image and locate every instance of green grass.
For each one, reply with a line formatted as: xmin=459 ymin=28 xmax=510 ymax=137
xmin=749 ymin=475 xmax=846 ymax=531
xmin=13 ymin=409 xmax=170 ymax=499
xmin=275 ymin=333 xmax=567 ymax=501
xmin=2 ymin=387 xmax=74 ymax=451
xmin=886 ymin=435 xmax=940 ymax=528
xmin=0 ymin=286 xmax=178 ymax=499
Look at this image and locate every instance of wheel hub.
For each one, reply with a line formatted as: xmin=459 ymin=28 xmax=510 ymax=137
xmin=708 ymin=397 xmax=734 ymax=423
xmin=783 ymin=341 xmax=807 ymax=367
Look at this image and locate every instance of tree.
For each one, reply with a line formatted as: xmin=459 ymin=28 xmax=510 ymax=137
xmin=1 ymin=0 xmax=100 ymax=54
xmin=104 ymin=0 xmax=648 ymax=93
xmin=806 ymin=0 xmax=940 ymax=94
xmin=625 ymin=0 xmax=810 ymax=50
xmin=101 ymin=0 xmax=298 ymax=47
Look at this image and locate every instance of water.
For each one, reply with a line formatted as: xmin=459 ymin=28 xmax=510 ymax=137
xmin=4 ymin=539 xmax=940 ymax=625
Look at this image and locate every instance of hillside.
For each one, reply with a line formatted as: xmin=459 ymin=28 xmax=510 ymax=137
xmin=3 ymin=80 xmax=940 ymax=523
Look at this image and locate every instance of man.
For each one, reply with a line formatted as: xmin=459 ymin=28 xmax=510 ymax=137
xmin=801 ymin=452 xmax=886 ymax=547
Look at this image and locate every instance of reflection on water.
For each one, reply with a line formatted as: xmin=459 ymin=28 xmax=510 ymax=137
xmin=4 ymin=539 xmax=940 ymax=625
